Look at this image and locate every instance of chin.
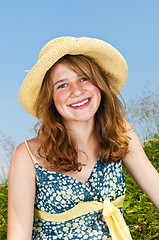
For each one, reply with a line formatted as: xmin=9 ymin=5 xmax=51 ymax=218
xmin=75 ymin=115 xmax=94 ymax=122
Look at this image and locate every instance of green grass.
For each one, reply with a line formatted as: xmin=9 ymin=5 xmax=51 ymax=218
xmin=124 ymin=134 xmax=159 ymax=239
xmin=0 ymin=135 xmax=159 ymax=239
xmin=0 ymin=180 xmax=8 ymax=239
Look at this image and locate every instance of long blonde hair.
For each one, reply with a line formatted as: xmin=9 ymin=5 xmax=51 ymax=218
xmin=35 ymin=54 xmax=129 ymax=171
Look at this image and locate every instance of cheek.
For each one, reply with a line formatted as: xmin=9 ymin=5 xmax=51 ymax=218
xmin=53 ymin=94 xmax=64 ymax=116
xmin=53 ymin=91 xmax=68 ymax=109
xmin=88 ymin=84 xmax=101 ymax=100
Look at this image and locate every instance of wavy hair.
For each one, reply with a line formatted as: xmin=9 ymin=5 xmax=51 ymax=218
xmin=35 ymin=55 xmax=129 ymax=171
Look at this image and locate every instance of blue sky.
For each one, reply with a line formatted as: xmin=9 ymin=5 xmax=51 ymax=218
xmin=0 ymin=0 xmax=159 ymax=167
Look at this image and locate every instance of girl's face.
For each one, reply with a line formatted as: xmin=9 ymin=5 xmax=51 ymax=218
xmin=51 ymin=63 xmax=101 ymax=124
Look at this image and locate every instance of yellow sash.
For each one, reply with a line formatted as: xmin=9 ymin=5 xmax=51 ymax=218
xmin=34 ymin=195 xmax=132 ymax=240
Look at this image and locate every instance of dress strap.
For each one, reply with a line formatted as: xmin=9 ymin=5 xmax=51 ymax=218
xmin=25 ymin=140 xmax=37 ymax=164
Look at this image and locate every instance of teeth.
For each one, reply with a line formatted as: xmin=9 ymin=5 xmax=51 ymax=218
xmin=71 ymin=99 xmax=89 ymax=107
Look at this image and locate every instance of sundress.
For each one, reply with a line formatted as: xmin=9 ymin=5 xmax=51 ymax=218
xmin=29 ymin=153 xmax=126 ymax=240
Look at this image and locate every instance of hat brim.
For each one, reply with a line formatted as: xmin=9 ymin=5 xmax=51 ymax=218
xmin=19 ymin=37 xmax=128 ymax=118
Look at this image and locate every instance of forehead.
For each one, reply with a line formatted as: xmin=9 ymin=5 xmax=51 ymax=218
xmin=51 ymin=62 xmax=70 ymax=72
xmin=51 ymin=56 xmax=88 ymax=77
xmin=50 ymin=62 xmax=82 ymax=83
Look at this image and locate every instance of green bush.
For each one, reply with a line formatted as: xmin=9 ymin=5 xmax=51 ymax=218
xmin=124 ymin=134 xmax=159 ymax=239
xmin=0 ymin=135 xmax=159 ymax=239
xmin=0 ymin=180 xmax=8 ymax=239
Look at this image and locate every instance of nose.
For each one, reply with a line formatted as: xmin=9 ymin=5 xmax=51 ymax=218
xmin=70 ymin=82 xmax=84 ymax=97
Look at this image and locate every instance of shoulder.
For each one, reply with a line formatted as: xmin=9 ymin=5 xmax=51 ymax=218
xmin=13 ymin=137 xmax=38 ymax=152
xmin=125 ymin=121 xmax=143 ymax=154
xmin=9 ymin=138 xmax=38 ymax=177
xmin=123 ymin=121 xmax=149 ymax=167
xmin=13 ymin=137 xmax=38 ymax=160
xmin=15 ymin=137 xmax=49 ymax=169
xmin=17 ymin=137 xmax=40 ymax=156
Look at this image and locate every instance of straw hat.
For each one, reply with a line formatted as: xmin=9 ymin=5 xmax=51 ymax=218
xmin=19 ymin=36 xmax=128 ymax=118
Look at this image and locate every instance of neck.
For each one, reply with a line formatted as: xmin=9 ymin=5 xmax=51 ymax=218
xmin=63 ymin=118 xmax=96 ymax=149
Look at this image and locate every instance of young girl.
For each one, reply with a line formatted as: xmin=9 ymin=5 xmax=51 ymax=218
xmin=7 ymin=37 xmax=159 ymax=240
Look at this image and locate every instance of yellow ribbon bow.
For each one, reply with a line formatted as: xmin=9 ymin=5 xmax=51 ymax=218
xmin=102 ymin=197 xmax=132 ymax=240
xmin=34 ymin=195 xmax=132 ymax=240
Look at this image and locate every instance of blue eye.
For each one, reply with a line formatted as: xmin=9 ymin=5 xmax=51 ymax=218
xmin=57 ymin=83 xmax=68 ymax=89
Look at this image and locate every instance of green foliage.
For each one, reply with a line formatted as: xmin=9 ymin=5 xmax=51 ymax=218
xmin=124 ymin=134 xmax=159 ymax=239
xmin=0 ymin=135 xmax=159 ymax=239
xmin=0 ymin=180 xmax=8 ymax=239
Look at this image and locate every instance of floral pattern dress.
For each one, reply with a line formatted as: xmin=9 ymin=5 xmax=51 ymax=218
xmin=31 ymin=158 xmax=126 ymax=240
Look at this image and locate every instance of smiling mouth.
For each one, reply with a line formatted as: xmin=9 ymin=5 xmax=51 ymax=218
xmin=69 ymin=98 xmax=91 ymax=109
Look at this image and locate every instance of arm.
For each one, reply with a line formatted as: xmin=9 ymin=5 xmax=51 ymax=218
xmin=123 ymin=125 xmax=159 ymax=209
xmin=7 ymin=142 xmax=36 ymax=240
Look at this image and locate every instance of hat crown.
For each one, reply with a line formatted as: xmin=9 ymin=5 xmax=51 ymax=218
xmin=38 ymin=36 xmax=77 ymax=60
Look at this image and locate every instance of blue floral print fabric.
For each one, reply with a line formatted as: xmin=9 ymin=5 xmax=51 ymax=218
xmin=32 ymin=159 xmax=126 ymax=239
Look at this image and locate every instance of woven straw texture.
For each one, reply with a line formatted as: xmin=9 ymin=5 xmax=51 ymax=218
xmin=19 ymin=36 xmax=128 ymax=118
